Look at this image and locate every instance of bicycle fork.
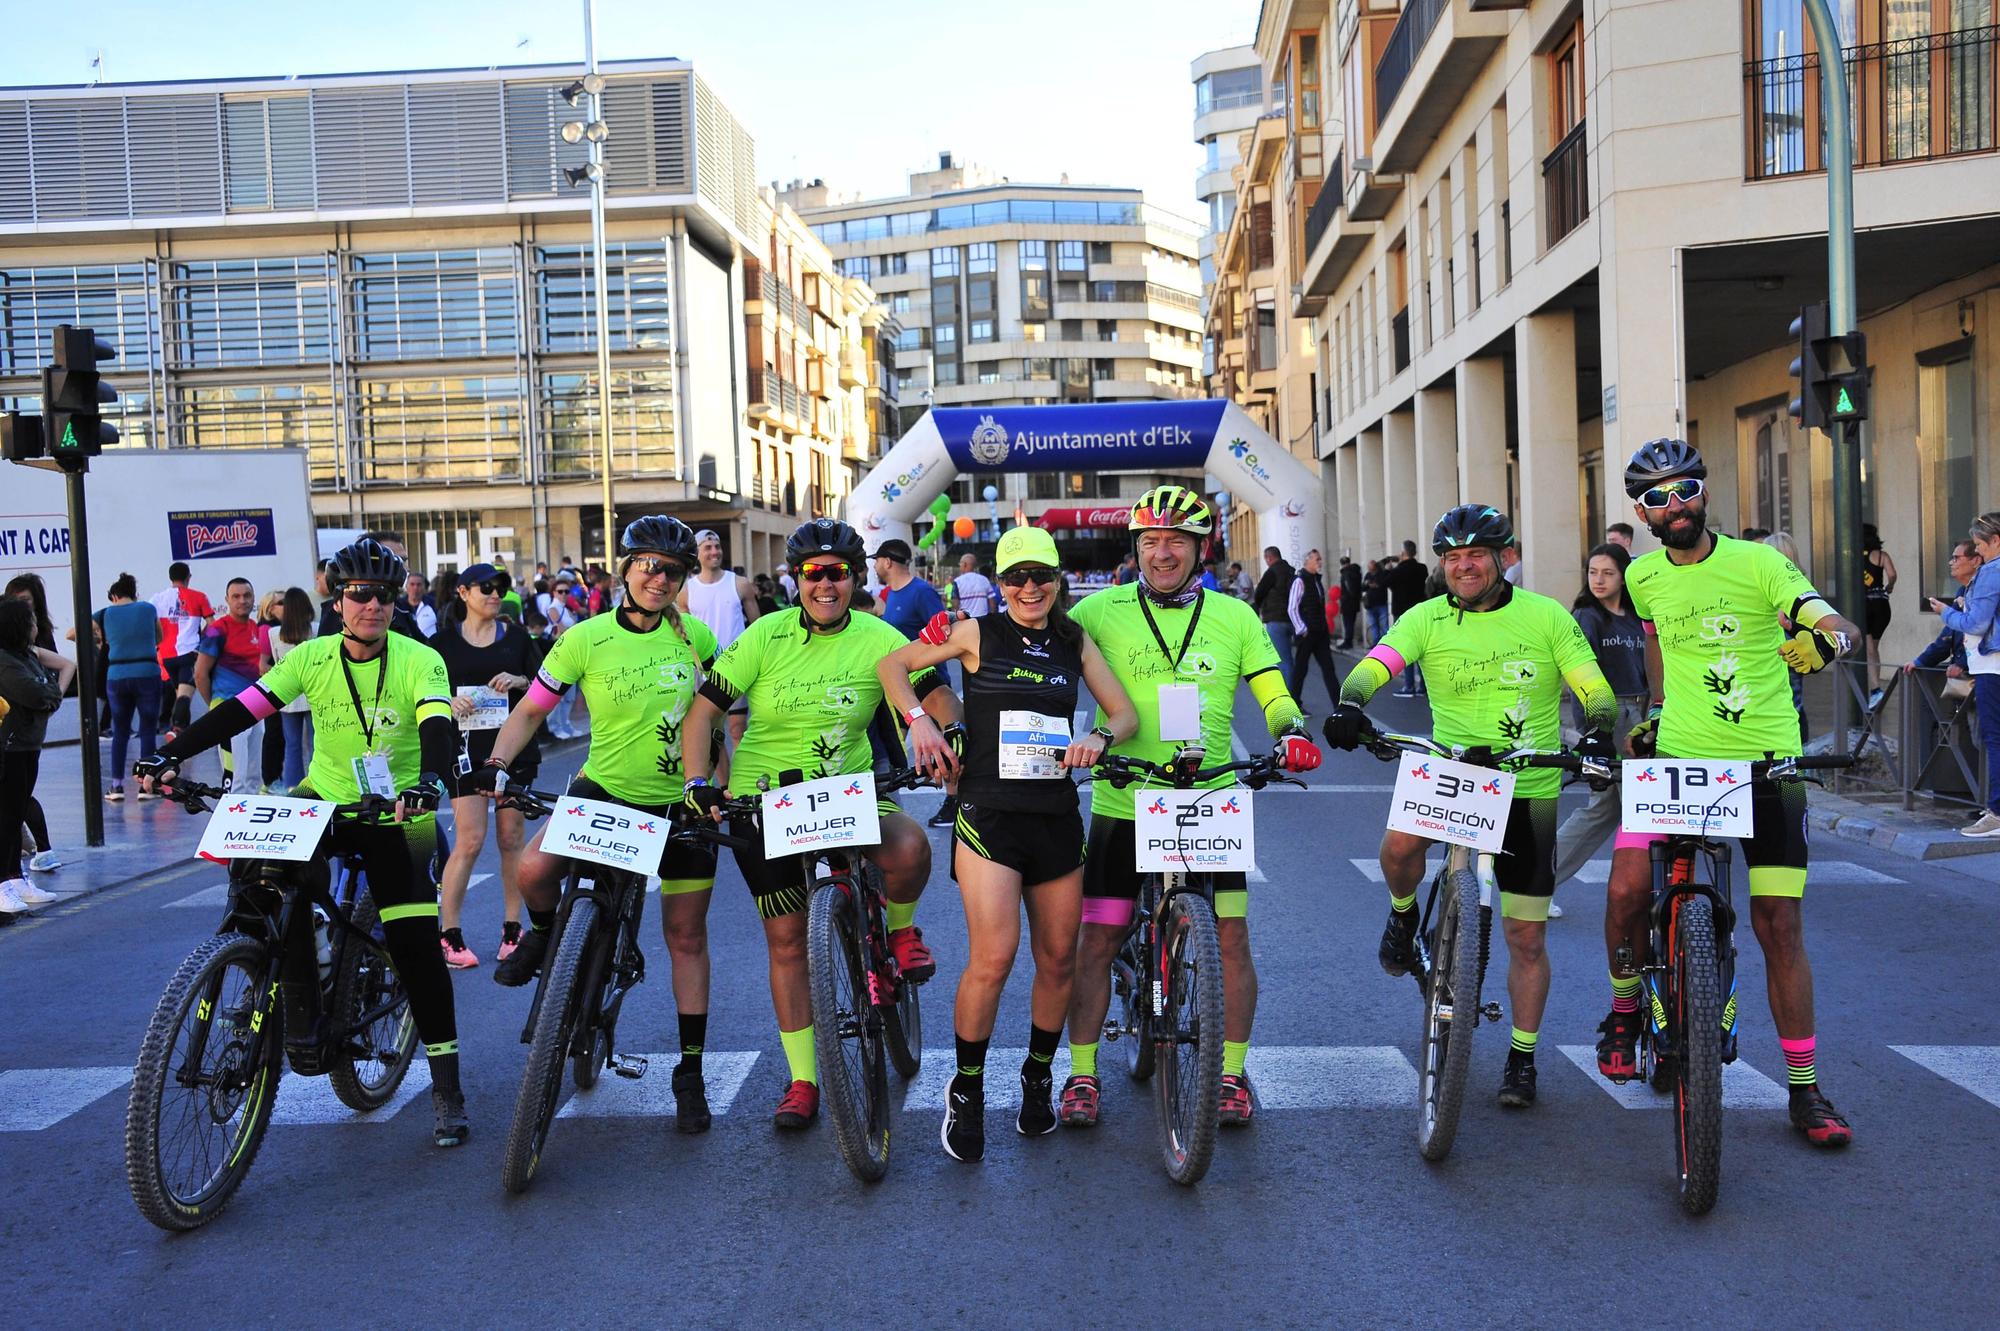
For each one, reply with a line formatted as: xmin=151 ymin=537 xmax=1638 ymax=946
xmin=1634 ymin=849 xmax=1740 ymax=1066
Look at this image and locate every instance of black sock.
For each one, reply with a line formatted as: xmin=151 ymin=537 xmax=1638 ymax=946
xmin=955 ymin=1034 xmax=989 ymax=1083
xmin=528 ymin=906 xmax=556 ymax=932
xmin=428 ymin=1050 xmax=461 ymax=1098
xmin=678 ymin=1012 xmax=707 ymax=1072
xmin=1024 ymin=1023 xmax=1060 ymax=1078
xmin=441 ymin=926 xmax=465 ymax=947
xmin=501 ymin=920 xmax=521 ymax=942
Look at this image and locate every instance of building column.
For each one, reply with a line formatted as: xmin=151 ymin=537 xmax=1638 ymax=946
xmin=1334 ymin=442 xmax=1360 ymax=559
xmin=1514 ymin=308 xmax=1583 ymax=594
xmin=1381 ymin=409 xmax=1419 ymax=557
xmin=1414 ymin=382 xmax=1459 ymax=537
xmin=1455 ymin=356 xmax=1509 ymax=507
xmin=1356 ymin=426 xmax=1385 ymax=562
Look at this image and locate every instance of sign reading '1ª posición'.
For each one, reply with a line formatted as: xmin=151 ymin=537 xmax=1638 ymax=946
xmin=1385 ymin=756 xmax=1513 ymax=853
xmin=197 ymin=796 xmax=337 ymax=863
xmin=1620 ymin=759 xmax=1755 ymax=838
xmin=1134 ymin=788 xmax=1257 ymax=872
xmin=762 ymin=772 xmax=882 ymax=859
xmin=543 ymin=796 xmax=673 ymax=873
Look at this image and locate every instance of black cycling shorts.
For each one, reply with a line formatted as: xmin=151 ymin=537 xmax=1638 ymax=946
xmin=728 ymin=797 xmax=907 ymax=921
xmin=952 ymin=801 xmax=1085 ymax=886
xmin=1641 ymin=760 xmax=1812 ymax=896
xmin=565 ymin=775 xmax=717 ymax=888
xmin=1080 ymin=812 xmax=1247 ymax=903
xmin=1865 ymin=597 xmax=1892 ymax=639
xmin=1493 ymin=797 xmax=1559 ymax=919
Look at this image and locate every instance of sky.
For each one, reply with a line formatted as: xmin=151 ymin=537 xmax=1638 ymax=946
xmin=0 ymin=0 xmax=1255 ymax=225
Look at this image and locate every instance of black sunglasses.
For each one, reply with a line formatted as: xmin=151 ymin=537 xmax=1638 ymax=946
xmin=999 ymin=567 xmax=1058 ymax=587
xmin=798 ymin=563 xmax=852 ymax=584
xmin=469 ymin=580 xmax=505 ymax=596
xmin=627 ymin=556 xmax=687 ymax=579
xmin=341 ymin=585 xmax=396 ymax=605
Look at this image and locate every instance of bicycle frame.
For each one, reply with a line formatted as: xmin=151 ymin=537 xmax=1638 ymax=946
xmin=1635 ymin=836 xmax=1741 ymax=1068
xmin=518 ymin=861 xmax=648 ymax=1053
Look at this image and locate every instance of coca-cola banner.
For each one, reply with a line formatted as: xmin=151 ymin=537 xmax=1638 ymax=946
xmin=1034 ymin=507 xmax=1132 ymax=530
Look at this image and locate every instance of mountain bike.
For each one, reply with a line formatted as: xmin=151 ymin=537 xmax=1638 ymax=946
xmin=1094 ymin=746 xmax=1296 ymax=1186
xmin=1537 ymin=749 xmax=1852 ymax=1214
xmin=124 ymin=780 xmax=429 ymax=1231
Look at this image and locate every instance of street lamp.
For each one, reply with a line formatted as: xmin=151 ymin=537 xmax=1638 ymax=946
xmin=562 ymin=2 xmax=617 ymax=566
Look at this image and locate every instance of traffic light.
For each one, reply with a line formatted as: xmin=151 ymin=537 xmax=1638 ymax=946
xmin=1788 ymin=302 xmax=1828 ymax=431
xmin=0 ymin=412 xmax=44 ymax=462
xmin=1817 ymin=328 xmax=1869 ymax=426
xmin=42 ymin=324 xmax=117 ymax=472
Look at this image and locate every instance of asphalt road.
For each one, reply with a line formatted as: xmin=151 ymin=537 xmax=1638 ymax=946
xmin=3 ymin=688 xmax=1997 ymax=1328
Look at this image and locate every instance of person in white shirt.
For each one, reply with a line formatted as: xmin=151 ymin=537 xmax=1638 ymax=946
xmin=949 ymin=552 xmax=996 ymax=622
xmin=678 ymin=529 xmax=761 ymax=744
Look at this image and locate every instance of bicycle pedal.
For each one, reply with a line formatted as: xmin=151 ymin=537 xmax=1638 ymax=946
xmin=609 ymin=1053 xmax=648 ymax=1079
xmin=1481 ymin=1003 xmax=1503 ymax=1024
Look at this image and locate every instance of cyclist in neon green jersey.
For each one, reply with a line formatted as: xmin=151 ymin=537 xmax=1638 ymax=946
xmin=1324 ymin=504 xmax=1618 ymax=1108
xmin=679 ymin=518 xmax=960 ymax=1130
xmin=465 ymin=516 xmax=727 ymax=1131
xmin=1061 ymin=486 xmax=1322 ymax=1130
xmin=1595 ymin=438 xmax=1861 ymax=1147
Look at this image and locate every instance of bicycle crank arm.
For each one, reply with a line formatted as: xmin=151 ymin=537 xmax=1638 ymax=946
xmin=608 ymin=1053 xmax=648 ymax=1080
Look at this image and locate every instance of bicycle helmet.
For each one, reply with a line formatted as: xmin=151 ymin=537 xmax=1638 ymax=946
xmin=1623 ymin=438 xmax=1706 ymax=499
xmin=619 ymin=514 xmax=699 ymax=567
xmin=1431 ymin=504 xmax=1515 ymax=555
xmin=785 ymin=517 xmax=866 ymax=570
xmin=1129 ymin=485 xmax=1215 ymax=537
xmin=327 ymin=537 xmax=406 ymax=590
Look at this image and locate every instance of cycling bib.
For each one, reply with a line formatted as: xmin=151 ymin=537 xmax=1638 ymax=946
xmin=536 ymin=609 xmax=718 ymax=806
xmin=253 ymin=633 xmax=452 ymax=803
xmin=998 ymin=710 xmax=1070 ymax=780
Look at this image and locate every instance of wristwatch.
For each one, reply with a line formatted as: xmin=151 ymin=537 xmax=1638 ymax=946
xmin=1088 ymin=726 xmax=1115 ymax=744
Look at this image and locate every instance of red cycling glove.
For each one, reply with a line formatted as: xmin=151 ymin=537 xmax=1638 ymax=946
xmin=918 ymin=611 xmax=952 ymax=646
xmin=1278 ymin=735 xmax=1321 ymax=773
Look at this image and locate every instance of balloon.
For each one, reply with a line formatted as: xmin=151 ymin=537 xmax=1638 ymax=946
xmin=928 ymin=493 xmax=954 ymax=518
xmin=953 ymin=517 xmax=975 ymax=538
xmin=917 ymin=523 xmax=946 ymax=549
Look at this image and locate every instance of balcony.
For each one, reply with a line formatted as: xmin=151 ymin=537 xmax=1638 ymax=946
xmin=1543 ymin=119 xmax=1589 ymax=247
xmin=1296 ymin=151 xmax=1374 ymax=313
xmin=747 ymin=369 xmax=813 ymax=434
xmin=1372 ymin=0 xmax=1509 ymax=173
xmin=1744 ymin=26 xmax=1999 ymax=179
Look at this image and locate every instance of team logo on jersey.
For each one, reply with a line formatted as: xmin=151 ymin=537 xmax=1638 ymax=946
xmin=1699 ymin=614 xmax=1742 ymax=642
xmin=968 ymin=415 xmax=1012 ymax=466
xmin=1500 ymin=659 xmax=1538 ymax=684
xmin=1177 ymin=651 xmax=1218 ymax=677
xmin=825 ymin=684 xmax=860 ymax=709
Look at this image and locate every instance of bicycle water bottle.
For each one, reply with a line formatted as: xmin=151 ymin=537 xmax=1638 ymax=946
xmin=313 ymin=906 xmax=334 ymax=985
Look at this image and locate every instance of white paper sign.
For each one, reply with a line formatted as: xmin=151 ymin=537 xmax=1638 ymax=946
xmin=1620 ymin=759 xmax=1756 ymax=838
xmin=542 ymin=796 xmax=673 ymax=873
xmin=1134 ymin=788 xmax=1257 ymax=872
xmin=998 ymin=709 xmax=1071 ymax=780
xmin=455 ymin=685 xmax=509 ymax=731
xmin=1157 ymin=684 xmax=1201 ymax=743
xmin=1385 ymin=755 xmax=1514 ymax=853
xmin=197 ymin=795 xmax=337 ymax=862
xmin=762 ymin=771 xmax=882 ymax=858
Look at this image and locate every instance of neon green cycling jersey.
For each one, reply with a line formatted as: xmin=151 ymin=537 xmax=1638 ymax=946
xmin=252 ymin=633 xmax=453 ymax=803
xmin=706 ymin=609 xmax=925 ymax=798
xmin=1341 ymin=584 xmax=1614 ymax=799
xmin=1070 ymin=583 xmax=1302 ymax=820
xmin=535 ymin=608 xmax=718 ymax=805
xmin=1626 ymin=532 xmax=1828 ymax=760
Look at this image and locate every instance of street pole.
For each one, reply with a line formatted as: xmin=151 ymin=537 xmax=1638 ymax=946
xmin=583 ymin=0 xmax=617 ymax=565
xmin=65 ymin=468 xmax=105 ymax=847
xmin=1802 ymin=0 xmax=1860 ymax=756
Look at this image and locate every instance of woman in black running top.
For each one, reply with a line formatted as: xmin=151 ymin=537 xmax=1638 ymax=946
xmin=879 ymin=526 xmax=1136 ymax=1163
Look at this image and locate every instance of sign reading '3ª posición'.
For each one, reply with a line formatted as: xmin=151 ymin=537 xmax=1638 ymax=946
xmin=1386 ymin=756 xmax=1513 ymax=853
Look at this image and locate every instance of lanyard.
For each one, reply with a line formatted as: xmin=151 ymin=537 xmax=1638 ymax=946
xmin=1137 ymin=590 xmax=1203 ymax=673
xmin=339 ymin=644 xmax=390 ymax=750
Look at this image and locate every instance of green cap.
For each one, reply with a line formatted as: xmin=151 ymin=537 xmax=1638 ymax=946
xmin=996 ymin=525 xmax=1061 ymax=574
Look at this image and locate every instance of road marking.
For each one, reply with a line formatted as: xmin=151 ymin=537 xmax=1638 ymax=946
xmin=165 ymin=882 xmax=230 ymax=909
xmin=1563 ymin=861 xmax=1899 ymax=886
xmin=1890 ymin=1046 xmax=2000 ymax=1109
xmin=557 ymin=1050 xmax=760 ymax=1119
xmin=1556 ymin=1046 xmax=1788 ymax=1109
xmin=0 ymin=1067 xmax=131 ymax=1132
xmin=469 ymin=873 xmax=493 ymax=888
xmin=903 ymin=1048 xmax=1073 ymax=1110
xmin=1243 ymin=1046 xmax=1417 ymax=1108
xmin=270 ymin=1062 xmax=432 ymax=1125
xmin=1350 ymin=858 xmax=1385 ymax=883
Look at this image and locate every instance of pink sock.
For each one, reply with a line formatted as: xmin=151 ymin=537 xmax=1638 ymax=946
xmin=1780 ymin=1035 xmax=1816 ymax=1088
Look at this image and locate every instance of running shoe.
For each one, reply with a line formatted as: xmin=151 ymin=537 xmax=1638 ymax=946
xmin=1788 ymin=1085 xmax=1853 ymax=1148
xmin=440 ymin=929 xmax=479 ymax=969
xmin=492 ymin=926 xmax=549 ymax=986
xmin=1018 ymin=1066 xmax=1057 ymax=1137
xmin=1498 ymin=1057 xmax=1538 ymax=1108
xmin=26 ymin=850 xmax=62 ymax=872
xmin=773 ymin=1079 xmax=819 ymax=1129
xmin=496 ymin=922 xmax=523 ymax=962
xmin=8 ymin=877 xmax=57 ymax=906
xmin=941 ymin=1076 xmax=985 ymax=1162
xmin=105 ymin=784 xmax=125 ymax=804
xmin=888 ymin=925 xmax=936 ymax=983
xmin=1059 ymin=1074 xmax=1100 ymax=1128
xmin=432 ymin=1090 xmax=470 ymax=1148
xmin=0 ymin=881 xmax=37 ymax=916
xmin=928 ymin=797 xmax=958 ymax=829
xmin=1596 ymin=1009 xmax=1642 ymax=1083
xmin=1960 ymin=811 xmax=2000 ymax=839
xmin=1219 ymin=1073 xmax=1256 ymax=1126
xmin=672 ymin=1063 xmax=712 ymax=1134
xmin=1378 ymin=905 xmax=1420 ymax=977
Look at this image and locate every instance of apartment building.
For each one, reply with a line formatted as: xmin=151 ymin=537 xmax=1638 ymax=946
xmin=1271 ymin=0 xmax=1997 ymax=667
xmin=785 ymin=159 xmax=1213 ymax=568
xmin=0 ymin=59 xmax=882 ymax=577
xmin=1193 ymin=46 xmax=1266 ymax=294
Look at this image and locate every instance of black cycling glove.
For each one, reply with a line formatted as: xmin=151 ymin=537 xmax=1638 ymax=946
xmin=1322 ymin=704 xmax=1370 ymax=751
xmin=1576 ymin=728 xmax=1616 ymax=765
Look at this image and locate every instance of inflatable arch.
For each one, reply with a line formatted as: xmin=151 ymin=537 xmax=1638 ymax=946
xmin=845 ymin=400 xmax=1323 ymax=564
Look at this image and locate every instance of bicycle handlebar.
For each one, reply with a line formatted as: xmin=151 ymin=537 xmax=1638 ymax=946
xmin=1091 ymin=748 xmax=1299 ymax=791
xmin=156 ymin=778 xmax=408 ymax=820
xmin=1524 ymin=751 xmax=1857 ymax=782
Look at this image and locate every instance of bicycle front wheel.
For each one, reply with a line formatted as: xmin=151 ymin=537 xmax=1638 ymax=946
xmin=125 ymin=933 xmax=281 ymax=1231
xmin=808 ymin=881 xmax=890 ymax=1182
xmin=1671 ymin=895 xmax=1724 ymax=1215
xmin=501 ymin=895 xmax=597 ymax=1194
xmin=327 ymin=892 xmax=417 ymax=1111
xmin=1417 ymin=866 xmax=1484 ymax=1162
xmin=1154 ymin=892 xmax=1224 ymax=1186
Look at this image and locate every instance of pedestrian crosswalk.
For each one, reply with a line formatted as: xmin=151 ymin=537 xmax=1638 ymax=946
xmin=1345 ymin=859 xmax=1903 ymax=887
xmin=12 ymin=1041 xmax=1997 ymax=1132
xmin=164 ymin=872 xmax=492 ymax=910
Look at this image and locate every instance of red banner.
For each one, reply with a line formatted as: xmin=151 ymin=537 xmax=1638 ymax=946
xmin=1035 ymin=507 xmax=1130 ymax=530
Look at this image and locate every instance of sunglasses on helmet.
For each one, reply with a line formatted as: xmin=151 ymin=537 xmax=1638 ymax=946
xmin=1637 ymin=477 xmax=1705 ymax=509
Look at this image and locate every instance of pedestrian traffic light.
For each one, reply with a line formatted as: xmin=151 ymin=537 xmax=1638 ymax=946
xmin=42 ymin=324 xmax=117 ymax=472
xmin=1788 ymin=302 xmax=1828 ymax=431
xmin=0 ymin=412 xmax=45 ymax=462
xmin=1815 ymin=328 xmax=1869 ymax=426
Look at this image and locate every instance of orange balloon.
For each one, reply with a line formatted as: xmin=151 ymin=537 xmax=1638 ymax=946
xmin=953 ymin=516 xmax=975 ymax=538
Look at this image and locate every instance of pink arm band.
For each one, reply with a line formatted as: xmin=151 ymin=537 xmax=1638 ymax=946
xmin=526 ymin=679 xmax=565 ymax=711
xmin=240 ymin=686 xmax=281 ymax=721
xmin=1365 ymin=645 xmax=1407 ymax=676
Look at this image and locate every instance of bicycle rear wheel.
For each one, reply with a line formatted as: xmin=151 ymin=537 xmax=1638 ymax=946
xmin=125 ymin=933 xmax=281 ymax=1231
xmin=1671 ymin=895 xmax=1724 ymax=1215
xmin=1154 ymin=892 xmax=1224 ymax=1186
xmin=1115 ymin=935 xmax=1154 ymax=1081
xmin=1417 ymin=866 xmax=1483 ymax=1162
xmin=809 ymin=880 xmax=890 ymax=1181
xmin=500 ymin=895 xmax=597 ymax=1194
xmin=327 ymin=892 xmax=417 ymax=1111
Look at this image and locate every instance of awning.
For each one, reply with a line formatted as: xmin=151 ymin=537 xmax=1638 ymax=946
xmin=1035 ymin=507 xmax=1130 ymax=530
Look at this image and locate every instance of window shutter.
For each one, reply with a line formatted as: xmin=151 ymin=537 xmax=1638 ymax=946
xmin=312 ymin=86 xmax=409 ymax=209
xmin=127 ymin=94 xmax=222 ymax=217
xmin=409 ymin=81 xmax=503 ymax=206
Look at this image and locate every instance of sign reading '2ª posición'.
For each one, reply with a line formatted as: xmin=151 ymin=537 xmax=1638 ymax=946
xmin=543 ymin=796 xmax=674 ymax=873
xmin=1134 ymin=788 xmax=1257 ymax=872
xmin=1386 ymin=756 xmax=1513 ymax=853
xmin=762 ymin=772 xmax=882 ymax=859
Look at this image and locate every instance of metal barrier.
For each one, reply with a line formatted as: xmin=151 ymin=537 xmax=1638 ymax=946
xmin=1898 ymin=665 xmax=1990 ymax=814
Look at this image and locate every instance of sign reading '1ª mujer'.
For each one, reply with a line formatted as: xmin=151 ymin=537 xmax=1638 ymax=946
xmin=933 ymin=401 xmax=1228 ymax=472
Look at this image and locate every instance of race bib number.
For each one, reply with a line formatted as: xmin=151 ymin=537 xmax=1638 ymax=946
xmin=197 ymin=796 xmax=336 ymax=863
xmin=1621 ymin=759 xmax=1755 ymax=838
xmin=763 ymin=772 xmax=882 ymax=859
xmin=998 ymin=709 xmax=1070 ymax=780
xmin=1386 ymin=756 xmax=1513 ymax=853
xmin=1156 ymin=684 xmax=1201 ymax=743
xmin=1134 ymin=789 xmax=1257 ymax=873
xmin=351 ymin=753 xmax=396 ymax=800
xmin=543 ymin=796 xmax=673 ymax=873
xmin=455 ymin=685 xmax=509 ymax=731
